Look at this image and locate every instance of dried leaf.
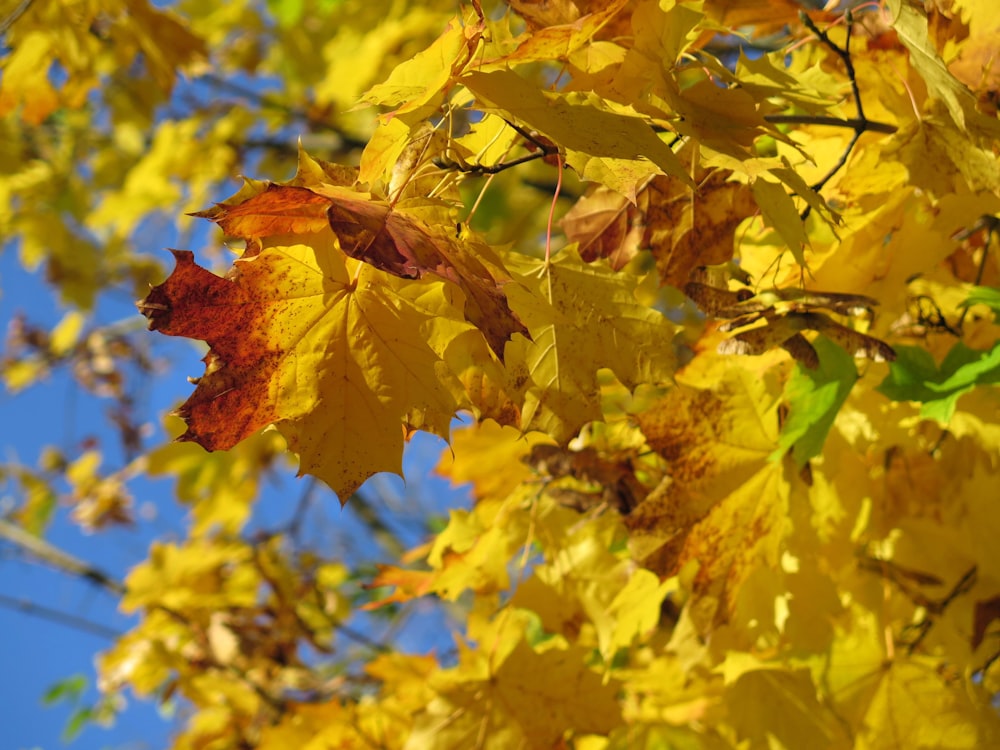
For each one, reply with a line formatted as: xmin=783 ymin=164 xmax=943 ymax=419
xmin=197 ymin=183 xmax=527 ymax=359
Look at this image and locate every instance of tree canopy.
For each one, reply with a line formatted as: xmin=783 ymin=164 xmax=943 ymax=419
xmin=2 ymin=0 xmax=1000 ymax=747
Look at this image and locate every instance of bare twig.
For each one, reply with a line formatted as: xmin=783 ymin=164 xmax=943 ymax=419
xmin=198 ymin=73 xmax=368 ymax=148
xmin=956 ymin=215 xmax=999 ymax=330
xmin=0 ymin=0 xmax=32 ymax=37
xmin=0 ymin=519 xmax=125 ymax=595
xmin=764 ymin=114 xmax=896 ymax=134
xmin=435 ymin=120 xmax=560 ymax=175
xmin=795 ymin=10 xmax=894 ymax=218
xmin=0 ymin=592 xmax=122 ymax=640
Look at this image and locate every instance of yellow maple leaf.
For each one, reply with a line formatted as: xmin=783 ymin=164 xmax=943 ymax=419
xmin=462 ymin=68 xmax=688 ymax=200
xmin=859 ymin=659 xmax=1000 ymax=748
xmin=122 ymin=539 xmax=260 ymax=613
xmin=627 ymin=365 xmax=790 ymax=629
xmin=138 ymin=241 xmax=470 ymax=501
xmin=505 ymin=246 xmax=679 ymax=443
xmin=410 ymin=637 xmax=622 ymax=750
xmin=437 ymin=419 xmax=553 ymax=501
xmin=146 ymin=416 xmax=288 ymax=536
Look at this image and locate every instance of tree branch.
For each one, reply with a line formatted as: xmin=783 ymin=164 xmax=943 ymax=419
xmin=0 ymin=519 xmax=125 ymax=595
xmin=0 ymin=592 xmax=122 ymax=640
xmin=764 ymin=114 xmax=896 ymax=134
xmin=796 ymin=10 xmax=894 ymax=218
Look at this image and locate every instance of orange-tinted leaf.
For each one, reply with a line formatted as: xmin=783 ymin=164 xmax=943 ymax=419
xmin=565 ymin=167 xmax=756 ymax=285
xmin=198 ymin=184 xmax=527 ymax=359
xmin=138 ymin=245 xmax=468 ymax=500
xmin=362 ymin=564 xmax=435 ymax=609
xmin=628 ymin=367 xmax=788 ymax=629
xmin=196 ymin=184 xmax=332 ymax=241
xmin=645 ymin=170 xmax=757 ymax=287
xmin=497 ymin=0 xmax=631 ymax=64
xmin=562 ymin=183 xmax=645 ymax=269
xmin=704 ymin=0 xmax=821 ymax=34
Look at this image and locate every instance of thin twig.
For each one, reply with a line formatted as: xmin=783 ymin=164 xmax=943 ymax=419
xmin=764 ymin=114 xmax=896 ymax=134
xmin=0 ymin=592 xmax=122 ymax=639
xmin=286 ymin=476 xmax=318 ymax=542
xmin=956 ymin=216 xmax=998 ymax=330
xmin=0 ymin=519 xmax=125 ymax=595
xmin=198 ymin=73 xmax=367 ymax=147
xmin=795 ymin=10 xmax=892 ymax=218
xmin=545 ymin=153 xmax=564 ymax=263
xmin=0 ymin=0 xmax=32 ymax=37
xmin=435 ymin=119 xmax=560 ymax=175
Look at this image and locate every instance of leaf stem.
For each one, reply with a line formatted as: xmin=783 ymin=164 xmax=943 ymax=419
xmin=545 ymin=153 xmax=564 ymax=263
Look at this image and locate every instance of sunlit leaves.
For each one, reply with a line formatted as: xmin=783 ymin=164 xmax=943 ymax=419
xmin=505 ymin=247 xmax=679 ymax=442
xmin=7 ymin=0 xmax=1000 ymax=748
xmin=877 ymin=340 xmax=1000 ymax=423
xmin=140 ymin=244 xmax=469 ymax=501
xmin=627 ymin=364 xmax=788 ymax=628
xmin=462 ymin=68 xmax=688 ymax=199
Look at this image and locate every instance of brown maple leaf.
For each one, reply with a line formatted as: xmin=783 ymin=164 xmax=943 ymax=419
xmin=564 ymin=168 xmax=757 ymax=286
xmin=198 ymin=183 xmax=528 ymax=359
xmin=686 ymin=282 xmax=895 ymax=369
xmin=136 ymin=245 xmax=469 ymax=500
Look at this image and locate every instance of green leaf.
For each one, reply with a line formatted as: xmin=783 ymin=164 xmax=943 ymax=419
xmin=877 ymin=341 xmax=1000 ymax=422
xmin=266 ymin=0 xmax=305 ymax=27
xmin=774 ymin=335 xmax=857 ymax=467
xmin=42 ymin=674 xmax=87 ymax=706
xmin=959 ymin=285 xmax=1000 ymax=315
xmin=876 ymin=345 xmax=941 ymax=403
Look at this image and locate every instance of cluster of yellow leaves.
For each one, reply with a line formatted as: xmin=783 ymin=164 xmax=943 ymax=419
xmin=4 ymin=0 xmax=1000 ymax=748
xmin=112 ymin=2 xmax=1000 ymax=747
xmin=138 ymin=144 xmax=681 ymax=498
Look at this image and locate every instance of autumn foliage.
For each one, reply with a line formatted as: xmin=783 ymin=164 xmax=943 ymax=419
xmin=3 ymin=0 xmax=1000 ymax=747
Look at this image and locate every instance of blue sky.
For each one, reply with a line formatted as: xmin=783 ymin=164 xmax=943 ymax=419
xmin=0 ymin=235 xmax=470 ymax=748
xmin=0 ymin=245 xmax=182 ymax=749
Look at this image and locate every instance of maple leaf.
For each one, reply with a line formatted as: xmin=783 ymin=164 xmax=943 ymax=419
xmin=725 ymin=666 xmax=852 ymax=749
xmin=409 ymin=638 xmax=622 ymax=750
xmin=704 ymin=0 xmax=821 ymax=32
xmin=138 ymin=243 xmax=469 ymax=500
xmin=196 ymin=182 xmax=527 ymax=359
xmin=489 ymin=0 xmax=631 ymax=66
xmin=626 ymin=365 xmax=790 ymax=630
xmin=564 ymin=165 xmax=757 ymax=284
xmin=462 ymin=68 xmax=689 ymax=200
xmin=504 ymin=246 xmax=679 ymax=443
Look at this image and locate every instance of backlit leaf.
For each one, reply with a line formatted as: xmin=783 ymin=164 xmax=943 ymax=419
xmin=139 ymin=244 xmax=469 ymax=500
xmin=505 ymin=246 xmax=679 ymax=442
xmin=775 ymin=335 xmax=858 ymax=467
